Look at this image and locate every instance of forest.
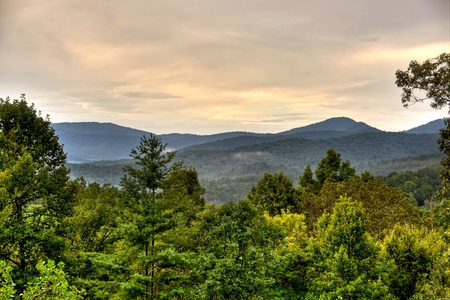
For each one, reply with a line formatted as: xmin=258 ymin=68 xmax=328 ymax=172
xmin=1 ymin=53 xmax=450 ymax=299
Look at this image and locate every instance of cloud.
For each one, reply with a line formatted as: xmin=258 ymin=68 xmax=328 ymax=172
xmin=122 ymin=92 xmax=182 ymax=99
xmin=0 ymin=0 xmax=448 ymax=134
xmin=359 ymin=36 xmax=381 ymax=43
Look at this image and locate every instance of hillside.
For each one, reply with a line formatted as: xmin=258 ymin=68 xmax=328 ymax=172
xmin=52 ymin=117 xmax=381 ymax=161
xmin=55 ymin=117 xmax=444 ymax=203
xmin=406 ymin=119 xmax=444 ymax=134
xmin=176 ymin=132 xmax=441 ymax=180
xmin=279 ymin=117 xmax=380 ymax=135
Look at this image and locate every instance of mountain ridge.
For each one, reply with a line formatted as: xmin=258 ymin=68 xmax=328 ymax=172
xmin=51 ymin=117 xmax=443 ymax=163
xmin=406 ymin=119 xmax=444 ymax=134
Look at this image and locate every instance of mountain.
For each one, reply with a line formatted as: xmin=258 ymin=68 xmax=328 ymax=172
xmin=56 ymin=118 xmax=444 ymax=203
xmin=52 ymin=117 xmax=381 ymax=161
xmin=52 ymin=122 xmax=151 ymax=162
xmin=52 ymin=122 xmax=265 ymax=161
xmin=176 ymin=132 xmax=441 ymax=179
xmin=52 ymin=117 xmax=436 ymax=163
xmin=278 ymin=117 xmax=380 ymax=135
xmin=406 ymin=119 xmax=444 ymax=134
xmin=158 ymin=131 xmax=263 ymax=150
xmin=166 ymin=117 xmax=379 ymax=151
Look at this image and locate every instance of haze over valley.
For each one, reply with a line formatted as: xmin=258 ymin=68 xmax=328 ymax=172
xmin=55 ymin=117 xmax=445 ymax=203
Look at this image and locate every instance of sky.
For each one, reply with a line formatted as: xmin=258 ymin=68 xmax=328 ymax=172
xmin=0 ymin=0 xmax=449 ymax=134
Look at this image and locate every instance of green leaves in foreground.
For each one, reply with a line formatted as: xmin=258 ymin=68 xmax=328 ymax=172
xmin=306 ymin=197 xmax=393 ymax=299
xmin=1 ymin=260 xmax=83 ymax=300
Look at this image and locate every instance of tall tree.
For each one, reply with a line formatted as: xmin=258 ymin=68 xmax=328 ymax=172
xmin=0 ymin=96 xmax=74 ymax=293
xmin=120 ymin=134 xmax=178 ymax=299
xmin=298 ymin=165 xmax=316 ymax=193
xmin=121 ymin=134 xmax=177 ymax=201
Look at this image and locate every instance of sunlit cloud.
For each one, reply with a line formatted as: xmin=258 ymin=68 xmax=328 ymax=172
xmin=0 ymin=0 xmax=449 ymax=134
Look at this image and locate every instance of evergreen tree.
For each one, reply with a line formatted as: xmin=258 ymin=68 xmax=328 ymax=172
xmin=298 ymin=165 xmax=316 ymax=193
xmin=120 ymin=134 xmax=179 ymax=299
xmin=300 ymin=148 xmax=356 ymax=194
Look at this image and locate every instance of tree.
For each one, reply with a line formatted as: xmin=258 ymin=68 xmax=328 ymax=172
xmin=64 ymin=180 xmax=126 ymax=298
xmin=121 ymin=134 xmax=177 ymax=201
xmin=395 ymin=53 xmax=450 ymax=111
xmin=298 ymin=165 xmax=316 ymax=193
xmin=189 ymin=200 xmax=284 ymax=299
xmin=299 ymin=148 xmax=356 ymax=194
xmin=0 ymin=260 xmax=15 ymax=299
xmin=395 ymin=53 xmax=450 ymax=192
xmin=1 ymin=260 xmax=82 ymax=300
xmin=0 ymin=95 xmax=67 ymax=171
xmin=161 ymin=166 xmax=205 ymax=226
xmin=22 ymin=260 xmax=82 ymax=300
xmin=247 ymin=172 xmax=300 ymax=216
xmin=0 ymin=96 xmax=74 ymax=294
xmin=305 ymin=197 xmax=393 ymax=299
xmin=383 ymin=225 xmax=450 ymax=299
xmin=120 ymin=134 xmax=179 ymax=299
xmin=303 ymin=177 xmax=420 ymax=238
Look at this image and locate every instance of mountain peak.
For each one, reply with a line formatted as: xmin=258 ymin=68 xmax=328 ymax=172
xmin=279 ymin=117 xmax=380 ymax=135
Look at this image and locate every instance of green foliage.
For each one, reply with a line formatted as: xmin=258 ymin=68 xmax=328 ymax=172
xmin=0 ymin=95 xmax=67 ymax=168
xmin=383 ymin=225 xmax=450 ymax=299
xmin=22 ymin=260 xmax=82 ymax=300
xmin=0 ymin=261 xmax=15 ymax=299
xmin=303 ymin=177 xmax=420 ymax=237
xmin=190 ymin=201 xmax=284 ymax=299
xmin=299 ymin=148 xmax=356 ymax=194
xmin=384 ymin=166 xmax=441 ymax=206
xmin=306 ymin=197 xmax=393 ymax=299
xmin=1 ymin=260 xmax=82 ymax=300
xmin=395 ymin=53 xmax=450 ymax=111
xmin=315 ymin=148 xmax=356 ymax=187
xmin=121 ymin=134 xmax=178 ymax=199
xmin=0 ymin=97 xmax=74 ymax=294
xmin=298 ymin=165 xmax=315 ymax=192
xmin=265 ymin=210 xmax=308 ymax=253
xmin=247 ymin=172 xmax=300 ymax=216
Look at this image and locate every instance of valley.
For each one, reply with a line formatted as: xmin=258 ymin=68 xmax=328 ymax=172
xmin=58 ymin=117 xmax=445 ymax=203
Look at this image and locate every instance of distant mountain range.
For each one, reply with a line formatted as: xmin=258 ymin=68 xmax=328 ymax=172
xmin=54 ymin=117 xmax=445 ymax=202
xmin=52 ymin=117 xmax=443 ymax=163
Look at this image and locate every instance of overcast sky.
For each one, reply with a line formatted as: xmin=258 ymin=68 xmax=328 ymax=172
xmin=1 ymin=0 xmax=449 ymax=134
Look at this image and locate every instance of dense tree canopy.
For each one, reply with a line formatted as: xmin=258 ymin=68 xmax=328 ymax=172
xmin=1 ymin=95 xmax=450 ymax=299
